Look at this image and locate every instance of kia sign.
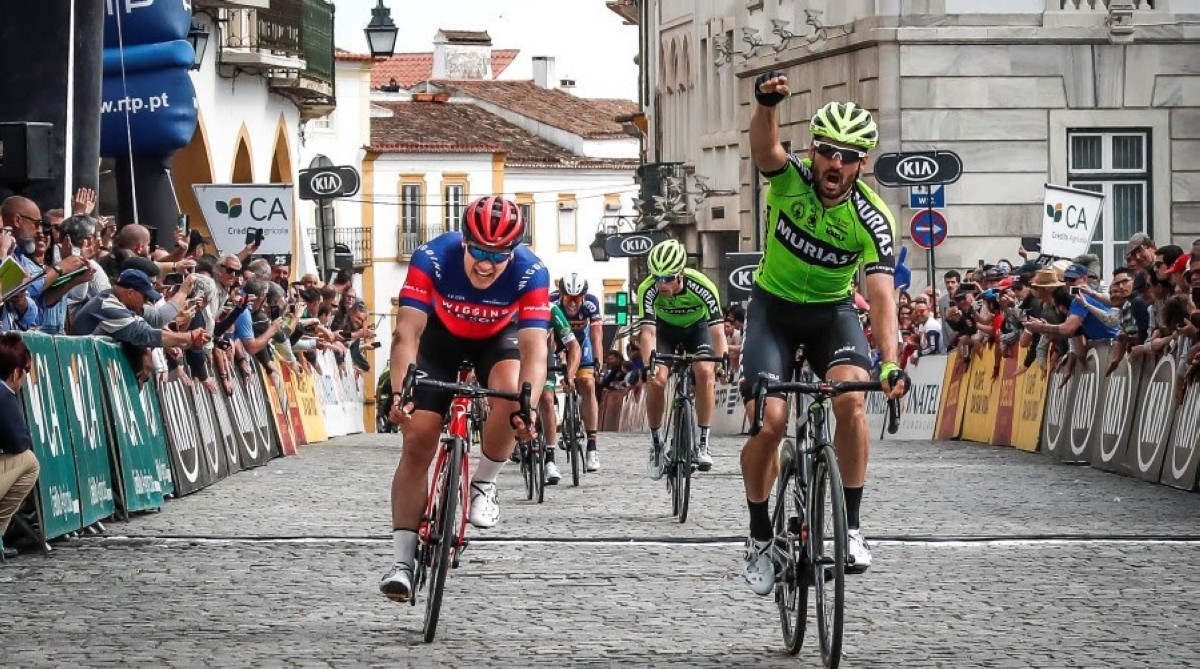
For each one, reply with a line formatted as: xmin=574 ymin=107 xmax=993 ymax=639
xmin=873 ymin=151 xmax=963 ymax=188
xmin=298 ymin=165 xmax=361 ymax=200
xmin=723 ymin=252 xmax=762 ymax=301
xmin=602 ymin=230 xmax=671 ymax=258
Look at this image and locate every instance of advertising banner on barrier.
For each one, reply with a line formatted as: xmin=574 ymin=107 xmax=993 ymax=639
xmin=1126 ymin=355 xmax=1177 ymax=482
xmin=866 ymin=355 xmax=946 ymax=440
xmin=263 ymin=367 xmax=298 ymax=456
xmin=1011 ymin=354 xmax=1050 ymax=453
xmin=1160 ymin=380 xmax=1200 ymax=490
xmin=94 ymin=340 xmax=164 ymax=513
xmin=934 ymin=351 xmax=969 ymax=440
xmin=139 ymin=381 xmax=174 ymax=497
xmin=224 ymin=366 xmax=273 ymax=469
xmin=206 ymin=383 xmax=244 ymax=476
xmin=54 ymin=337 xmax=115 ymax=526
xmin=317 ymin=350 xmax=349 ymax=438
xmin=990 ymin=351 xmax=1020 ymax=447
xmin=1063 ymin=345 xmax=1110 ymax=465
xmin=158 ymin=379 xmax=211 ymax=496
xmin=192 ymin=384 xmax=230 ymax=484
xmin=1040 ymin=360 xmax=1077 ymax=461
xmin=19 ymin=333 xmax=82 ymax=539
xmin=293 ymin=365 xmax=329 ymax=443
xmin=280 ymin=365 xmax=309 ymax=447
xmin=960 ymin=351 xmax=1001 ymax=444
xmin=340 ymin=361 xmax=366 ymax=435
xmin=245 ymin=363 xmax=282 ymax=460
xmin=710 ymin=381 xmax=746 ymax=436
xmin=1094 ymin=357 xmax=1143 ymax=472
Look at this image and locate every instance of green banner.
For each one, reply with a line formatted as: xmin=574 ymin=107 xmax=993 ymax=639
xmin=53 ymin=336 xmax=116 ymax=526
xmin=18 ymin=333 xmax=82 ymax=540
xmin=137 ymin=380 xmax=175 ymax=498
xmin=94 ymin=340 xmax=164 ymax=513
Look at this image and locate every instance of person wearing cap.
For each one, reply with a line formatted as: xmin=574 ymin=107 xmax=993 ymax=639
xmin=1162 ymin=253 xmax=1191 ymax=292
xmin=1024 ymin=263 xmax=1118 ymax=343
xmin=1124 ymin=232 xmax=1157 ymax=272
xmin=943 ymin=285 xmax=979 ymax=354
xmin=69 ymin=269 xmax=210 ymax=351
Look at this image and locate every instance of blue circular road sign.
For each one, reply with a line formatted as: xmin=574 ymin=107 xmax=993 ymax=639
xmin=909 ymin=209 xmax=948 ymax=249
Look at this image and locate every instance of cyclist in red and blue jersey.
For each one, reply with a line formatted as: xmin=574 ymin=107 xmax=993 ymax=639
xmin=549 ymin=273 xmax=604 ymax=472
xmin=380 ymin=196 xmax=549 ymax=602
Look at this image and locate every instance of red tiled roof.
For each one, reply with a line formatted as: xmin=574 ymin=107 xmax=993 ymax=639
xmin=369 ymin=100 xmax=638 ymax=170
xmin=335 ymin=49 xmax=373 ymax=63
xmin=369 ymin=49 xmax=520 ymax=89
xmin=433 ymin=80 xmax=639 ymax=139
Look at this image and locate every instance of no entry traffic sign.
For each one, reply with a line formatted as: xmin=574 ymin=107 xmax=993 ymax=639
xmin=909 ymin=209 xmax=948 ymax=249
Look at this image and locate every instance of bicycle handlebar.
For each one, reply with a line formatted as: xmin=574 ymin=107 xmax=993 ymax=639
xmin=648 ymin=350 xmax=729 ymax=370
xmin=399 ymin=363 xmax=532 ymax=416
xmin=750 ymin=372 xmax=901 ymax=436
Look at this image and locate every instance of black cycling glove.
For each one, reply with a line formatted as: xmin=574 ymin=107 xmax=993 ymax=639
xmin=753 ymin=70 xmax=789 ymax=107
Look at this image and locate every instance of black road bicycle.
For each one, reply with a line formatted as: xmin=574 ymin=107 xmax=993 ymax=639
xmin=652 ymin=350 xmax=727 ymax=524
xmin=751 ymin=372 xmax=899 ymax=667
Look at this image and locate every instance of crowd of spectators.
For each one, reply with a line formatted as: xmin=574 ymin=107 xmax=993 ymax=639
xmin=0 ymin=190 xmax=379 ymax=394
xmin=901 ymin=234 xmax=1200 ymax=391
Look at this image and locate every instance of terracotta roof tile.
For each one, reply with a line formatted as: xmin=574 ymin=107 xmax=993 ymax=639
xmin=335 ymin=49 xmax=373 ymax=63
xmin=369 ymin=100 xmax=638 ymax=171
xmin=370 ymin=49 xmax=520 ymax=89
xmin=434 ymin=80 xmax=639 ymax=139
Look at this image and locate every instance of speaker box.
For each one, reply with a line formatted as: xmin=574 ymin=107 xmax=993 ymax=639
xmin=0 ymin=122 xmax=54 ymax=183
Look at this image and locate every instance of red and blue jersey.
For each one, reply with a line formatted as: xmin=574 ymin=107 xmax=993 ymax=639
xmin=399 ymin=232 xmax=551 ymax=339
xmin=549 ymin=291 xmax=602 ymax=337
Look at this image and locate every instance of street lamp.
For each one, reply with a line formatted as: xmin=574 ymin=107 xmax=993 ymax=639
xmin=187 ymin=22 xmax=209 ymax=70
xmin=589 ymin=232 xmax=610 ymax=262
xmin=364 ymin=0 xmax=399 ymax=59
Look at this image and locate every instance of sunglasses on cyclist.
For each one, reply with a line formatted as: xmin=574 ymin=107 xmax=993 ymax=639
xmin=466 ymin=245 xmax=513 ymax=264
xmin=812 ymin=140 xmax=866 ymax=164
xmin=654 ymin=274 xmax=680 ymax=283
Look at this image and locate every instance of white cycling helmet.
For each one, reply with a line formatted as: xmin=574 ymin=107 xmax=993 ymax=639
xmin=559 ymin=273 xmax=588 ymax=297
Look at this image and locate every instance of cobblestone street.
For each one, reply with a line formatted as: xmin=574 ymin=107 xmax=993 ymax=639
xmin=3 ymin=432 xmax=1199 ymax=667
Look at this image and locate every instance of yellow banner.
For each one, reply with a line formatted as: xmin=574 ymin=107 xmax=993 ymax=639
xmin=934 ymin=350 xmax=970 ymax=440
xmin=1011 ymin=347 xmax=1050 ymax=452
xmin=292 ymin=368 xmax=329 ymax=443
xmin=960 ymin=347 xmax=1002 ymax=443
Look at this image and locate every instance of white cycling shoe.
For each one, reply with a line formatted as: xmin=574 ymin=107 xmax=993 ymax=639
xmin=545 ymin=461 xmax=562 ymax=485
xmin=847 ymin=529 xmax=872 ymax=574
xmin=379 ymin=562 xmax=414 ymax=602
xmin=742 ymin=537 xmax=778 ymax=596
xmin=468 ymin=482 xmax=501 ymax=528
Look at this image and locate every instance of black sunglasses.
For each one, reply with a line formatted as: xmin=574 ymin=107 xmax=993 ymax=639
xmin=220 ymin=265 xmax=240 ymax=274
xmin=813 ymin=141 xmax=866 ymax=164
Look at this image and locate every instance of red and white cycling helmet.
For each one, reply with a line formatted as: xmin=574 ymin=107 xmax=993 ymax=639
xmin=462 ymin=196 xmax=525 ymax=250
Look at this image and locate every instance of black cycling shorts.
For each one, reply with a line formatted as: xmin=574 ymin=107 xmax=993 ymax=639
xmin=652 ymin=320 xmax=713 ymax=365
xmin=411 ymin=320 xmax=521 ymax=415
xmin=738 ymin=285 xmax=871 ymax=402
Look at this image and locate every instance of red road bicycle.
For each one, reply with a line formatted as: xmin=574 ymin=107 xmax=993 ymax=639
xmin=397 ymin=363 xmax=532 ymax=643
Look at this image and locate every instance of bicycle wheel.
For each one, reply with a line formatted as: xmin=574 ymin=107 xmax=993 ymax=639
xmin=810 ymin=442 xmax=846 ymax=667
xmin=675 ymin=402 xmax=696 ymax=524
xmin=773 ymin=438 xmax=809 ymax=654
xmin=423 ymin=436 xmax=463 ymax=643
xmin=566 ymin=396 xmax=584 ymax=487
xmin=534 ymin=409 xmax=547 ymax=504
xmin=520 ymin=440 xmax=534 ymax=501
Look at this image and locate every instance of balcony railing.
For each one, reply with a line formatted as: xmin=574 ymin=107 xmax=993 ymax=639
xmin=307 ymin=226 xmax=373 ymax=270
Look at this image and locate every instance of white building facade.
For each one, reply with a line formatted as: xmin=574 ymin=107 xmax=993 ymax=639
xmin=622 ymin=0 xmax=1200 ymax=290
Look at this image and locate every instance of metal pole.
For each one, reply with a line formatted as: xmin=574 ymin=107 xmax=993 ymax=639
xmin=321 ymin=200 xmax=337 ymax=281
xmin=315 ymin=198 xmax=328 ymax=281
xmin=926 ymin=198 xmax=938 ymax=317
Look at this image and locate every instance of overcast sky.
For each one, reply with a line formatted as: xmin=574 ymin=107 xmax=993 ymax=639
xmin=333 ymin=0 xmax=640 ymax=101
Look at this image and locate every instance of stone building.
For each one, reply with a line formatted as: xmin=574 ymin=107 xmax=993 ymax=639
xmin=612 ymin=0 xmax=1200 ymax=289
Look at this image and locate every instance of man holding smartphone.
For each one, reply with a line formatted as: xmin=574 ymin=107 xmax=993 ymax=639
xmin=1023 ymin=265 xmax=1118 ymax=343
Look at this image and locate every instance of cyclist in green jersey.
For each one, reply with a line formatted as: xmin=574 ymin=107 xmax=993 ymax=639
xmin=539 ymin=303 xmax=582 ymax=484
xmin=739 ymin=74 xmax=909 ymax=595
xmin=637 ymin=239 xmax=728 ymax=478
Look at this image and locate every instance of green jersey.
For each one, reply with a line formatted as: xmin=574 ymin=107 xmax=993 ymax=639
xmin=636 ymin=268 xmax=723 ymax=329
xmin=548 ymin=303 xmax=576 ymax=349
xmin=754 ymin=157 xmax=897 ymax=303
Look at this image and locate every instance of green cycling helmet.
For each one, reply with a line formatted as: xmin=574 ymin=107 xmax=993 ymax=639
xmin=810 ymin=101 xmax=878 ymax=151
xmin=647 ymin=239 xmax=687 ymax=276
